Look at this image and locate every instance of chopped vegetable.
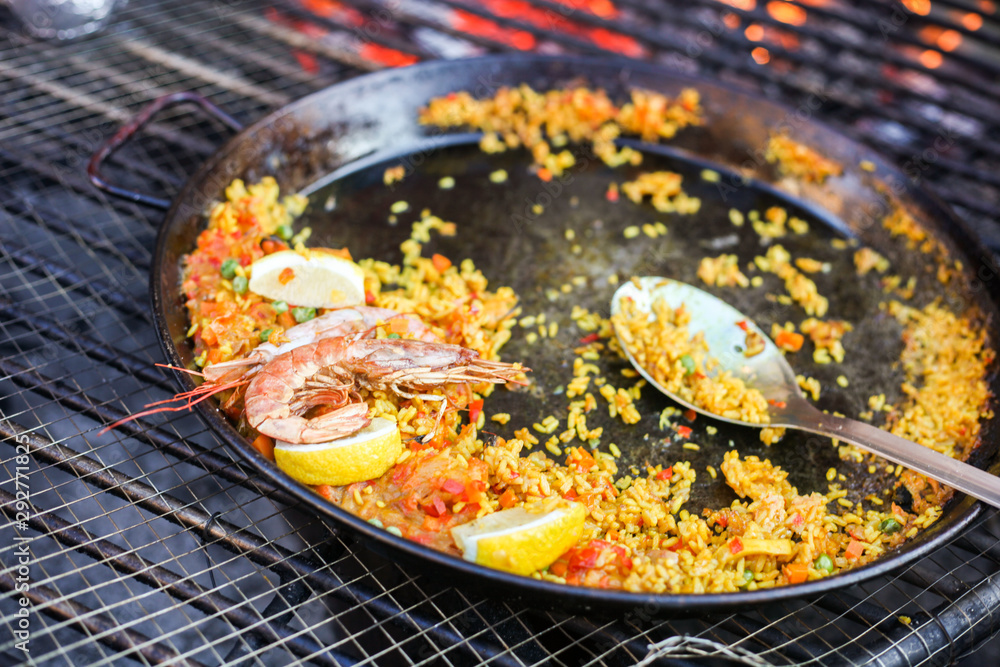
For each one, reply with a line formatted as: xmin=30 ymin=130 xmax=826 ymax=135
xmin=774 ymin=330 xmax=805 ymax=352
xmin=498 ymin=488 xmax=517 ymax=509
xmin=276 ymin=223 xmax=294 ymax=240
xmin=880 ymin=517 xmax=903 ymax=534
xmin=431 ymin=253 xmax=452 ymax=272
xmin=814 ymin=553 xmax=834 ymax=572
xmin=385 ymin=332 xmax=401 ymax=339
xmin=251 ymin=434 xmax=275 ymax=462
xmin=680 ymin=354 xmax=696 ymax=375
xmin=441 ymin=479 xmax=465 ymax=495
xmin=468 ymin=398 xmax=484 ymax=424
xmin=292 ymin=306 xmax=316 ymax=323
xmin=259 ymin=328 xmax=273 ymax=342
xmin=272 ymin=300 xmax=289 ymax=313
xmin=738 ymin=538 xmax=794 ymax=558
xmin=232 ymin=275 xmax=249 ymax=294
xmin=220 ymin=258 xmax=239 ymax=279
xmin=844 ymin=539 xmax=864 ymax=560
xmin=782 ymin=562 xmax=810 ymax=584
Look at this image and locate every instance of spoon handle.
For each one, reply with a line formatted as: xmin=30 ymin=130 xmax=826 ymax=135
xmin=787 ymin=404 xmax=1000 ymax=509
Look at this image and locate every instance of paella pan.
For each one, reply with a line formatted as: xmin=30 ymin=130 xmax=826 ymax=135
xmin=92 ymin=55 xmax=1000 ymax=612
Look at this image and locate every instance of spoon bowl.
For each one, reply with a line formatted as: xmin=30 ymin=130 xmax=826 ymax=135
xmin=611 ymin=276 xmax=1000 ymax=509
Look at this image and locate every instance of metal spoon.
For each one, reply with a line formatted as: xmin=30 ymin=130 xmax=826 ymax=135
xmin=611 ymin=276 xmax=1000 ymax=509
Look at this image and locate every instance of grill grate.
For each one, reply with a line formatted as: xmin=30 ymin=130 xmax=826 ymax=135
xmin=2 ymin=0 xmax=1000 ymax=664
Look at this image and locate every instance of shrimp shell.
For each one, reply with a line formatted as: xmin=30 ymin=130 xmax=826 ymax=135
xmin=245 ymin=336 xmax=525 ymax=444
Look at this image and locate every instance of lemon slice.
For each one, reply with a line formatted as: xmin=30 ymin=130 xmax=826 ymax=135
xmin=249 ymin=250 xmax=365 ymax=309
xmin=451 ymin=499 xmax=587 ymax=575
xmin=273 ymin=417 xmax=402 ymax=486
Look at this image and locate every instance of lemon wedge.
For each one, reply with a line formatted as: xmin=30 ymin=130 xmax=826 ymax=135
xmin=451 ymin=499 xmax=587 ymax=575
xmin=249 ymin=250 xmax=365 ymax=309
xmin=273 ymin=417 xmax=402 ymax=486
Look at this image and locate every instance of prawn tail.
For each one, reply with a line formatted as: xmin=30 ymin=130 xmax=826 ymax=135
xmin=256 ymin=402 xmax=372 ymax=444
xmin=98 ymin=377 xmax=248 ymax=435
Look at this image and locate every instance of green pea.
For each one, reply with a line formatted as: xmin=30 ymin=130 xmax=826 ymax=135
xmin=292 ymin=306 xmax=316 ymax=323
xmin=259 ymin=328 xmax=273 ymax=342
xmin=741 ymin=569 xmax=754 ymax=585
xmin=385 ymin=332 xmax=401 ymax=339
xmin=272 ymin=300 xmax=289 ymax=314
xmin=880 ymin=518 xmax=903 ymax=535
xmin=814 ymin=553 xmax=834 ymax=573
xmin=680 ymin=354 xmax=696 ymax=376
xmin=277 ymin=224 xmax=294 ymax=240
xmin=232 ymin=275 xmax=248 ymax=294
xmin=220 ymin=258 xmax=239 ymax=279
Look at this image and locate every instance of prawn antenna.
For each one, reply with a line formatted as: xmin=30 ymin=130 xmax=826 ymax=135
xmin=98 ymin=378 xmax=247 ymax=435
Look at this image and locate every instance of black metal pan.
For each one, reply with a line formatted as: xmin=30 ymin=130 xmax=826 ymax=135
xmin=90 ymin=55 xmax=1000 ymax=613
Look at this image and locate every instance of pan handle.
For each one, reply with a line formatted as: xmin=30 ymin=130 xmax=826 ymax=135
xmin=87 ymin=92 xmax=244 ymax=210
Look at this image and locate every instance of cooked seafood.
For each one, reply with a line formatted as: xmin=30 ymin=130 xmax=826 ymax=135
xmin=245 ymin=335 xmax=525 ymax=443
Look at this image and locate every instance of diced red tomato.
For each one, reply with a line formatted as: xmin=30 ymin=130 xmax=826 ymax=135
xmin=844 ymin=539 xmax=864 ymax=560
xmin=441 ymin=479 xmax=465 ymax=495
xmin=656 ymin=467 xmax=673 ymax=481
xmin=729 ymin=537 xmax=744 ymax=555
xmin=605 ymin=185 xmax=619 ymax=202
xmin=676 ymin=425 xmax=693 ymax=439
xmin=537 ymin=167 xmax=553 ymax=182
xmin=424 ymin=496 xmax=448 ymax=518
xmin=365 ymin=290 xmax=376 ymax=304
xmin=579 ymin=333 xmax=601 ymax=344
xmin=736 ymin=320 xmax=749 ymax=331
xmin=468 ymin=398 xmax=484 ymax=424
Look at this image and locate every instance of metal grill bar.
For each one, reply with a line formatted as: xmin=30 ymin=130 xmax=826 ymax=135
xmin=0 ymin=570 xmax=207 ymax=667
xmin=0 ymin=488 xmax=345 ymax=667
xmin=0 ymin=357 xmax=294 ymax=504
xmin=2 ymin=240 xmax=150 ymax=322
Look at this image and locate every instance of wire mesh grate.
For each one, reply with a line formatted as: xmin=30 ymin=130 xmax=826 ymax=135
xmin=2 ymin=0 xmax=1000 ymax=664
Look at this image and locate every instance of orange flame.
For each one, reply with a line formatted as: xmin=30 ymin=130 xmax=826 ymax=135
xmin=767 ymin=1 xmax=807 ymax=25
xmin=902 ymin=0 xmax=931 ymax=16
xmin=919 ymin=49 xmax=943 ymax=68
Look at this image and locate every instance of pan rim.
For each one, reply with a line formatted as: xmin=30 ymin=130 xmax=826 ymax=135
xmin=150 ymin=53 xmax=993 ymax=612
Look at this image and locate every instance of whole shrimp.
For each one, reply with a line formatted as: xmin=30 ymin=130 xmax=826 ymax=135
xmin=204 ymin=306 xmax=438 ymax=384
xmin=100 ymin=306 xmax=440 ymax=433
xmin=245 ymin=335 xmax=526 ymax=444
